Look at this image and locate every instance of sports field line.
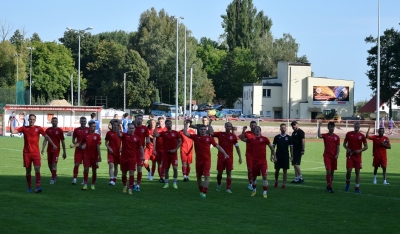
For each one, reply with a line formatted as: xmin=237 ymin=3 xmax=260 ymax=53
xmin=295 ymin=184 xmax=400 ymax=200
xmin=1 ymin=148 xmax=21 ymax=152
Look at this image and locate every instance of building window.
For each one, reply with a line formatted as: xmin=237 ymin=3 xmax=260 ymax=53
xmin=260 ymin=111 xmax=263 ymax=116
xmin=263 ymin=89 xmax=271 ymax=98
xmin=382 ymin=106 xmax=385 ymax=110
xmin=266 ymin=111 xmax=271 ymax=117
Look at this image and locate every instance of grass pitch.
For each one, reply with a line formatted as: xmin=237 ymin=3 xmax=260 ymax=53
xmin=0 ymin=136 xmax=399 ymax=233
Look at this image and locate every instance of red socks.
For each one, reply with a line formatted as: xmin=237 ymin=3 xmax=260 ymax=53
xmin=73 ymin=166 xmax=79 ymax=178
xmin=26 ymin=174 xmax=32 ymax=188
xmin=35 ymin=172 xmax=41 ymax=187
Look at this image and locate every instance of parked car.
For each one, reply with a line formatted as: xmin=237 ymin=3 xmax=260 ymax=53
xmin=238 ymin=114 xmax=263 ymax=121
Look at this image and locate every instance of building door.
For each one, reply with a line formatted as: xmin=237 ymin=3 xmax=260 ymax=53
xmin=274 ymin=111 xmax=282 ymax=119
xmin=311 ymin=112 xmax=318 ymax=119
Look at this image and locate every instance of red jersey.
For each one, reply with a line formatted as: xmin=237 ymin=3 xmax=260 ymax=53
xmin=134 ymin=125 xmax=150 ymax=147
xmin=73 ymin=127 xmax=90 ymax=153
xmin=121 ymin=133 xmax=142 ymax=161
xmin=45 ymin=127 xmax=65 ymax=153
xmin=344 ymin=131 xmax=367 ymax=157
xmin=105 ymin=130 xmax=122 ymax=154
xmin=369 ymin=135 xmax=390 ymax=158
xmin=155 ymin=126 xmax=167 ymax=152
xmin=180 ymin=128 xmax=195 ymax=155
xmin=321 ymin=133 xmax=340 ymax=158
xmin=18 ymin=125 xmax=46 ymax=154
xmin=159 ymin=130 xmax=181 ymax=157
xmin=242 ymin=131 xmax=255 ymax=156
xmin=213 ymin=132 xmax=238 ymax=158
xmin=147 ymin=128 xmax=155 ymax=152
xmin=189 ymin=134 xmax=217 ymax=162
xmin=81 ymin=133 xmax=101 ymax=159
xmin=248 ymin=136 xmax=271 ymax=161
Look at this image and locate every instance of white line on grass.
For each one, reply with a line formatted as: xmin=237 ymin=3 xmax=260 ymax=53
xmin=1 ymin=148 xmax=21 ymax=152
xmin=295 ymin=184 xmax=400 ymax=201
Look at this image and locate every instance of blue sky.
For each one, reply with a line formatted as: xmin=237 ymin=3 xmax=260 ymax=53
xmin=2 ymin=0 xmax=400 ymax=102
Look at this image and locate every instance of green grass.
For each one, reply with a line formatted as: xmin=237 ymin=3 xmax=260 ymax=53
xmin=0 ymin=136 xmax=399 ymax=233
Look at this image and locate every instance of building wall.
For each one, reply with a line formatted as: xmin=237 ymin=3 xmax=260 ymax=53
xmin=261 ymin=86 xmax=282 ymax=118
xmin=278 ymin=62 xmax=312 ymax=119
xmin=243 ymin=62 xmax=355 ymax=120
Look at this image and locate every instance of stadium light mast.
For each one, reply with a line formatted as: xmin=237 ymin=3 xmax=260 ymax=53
xmin=376 ymin=0 xmax=381 ymax=131
xmin=183 ymin=25 xmax=187 ymax=118
xmin=27 ymin=47 xmax=34 ymax=105
xmin=172 ymin=16 xmax=184 ymax=130
xmin=124 ymin=71 xmax=134 ymax=113
xmin=66 ymin=26 xmax=93 ymax=106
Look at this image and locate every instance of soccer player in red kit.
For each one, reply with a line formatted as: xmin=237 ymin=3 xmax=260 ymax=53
xmin=343 ymin=122 xmax=368 ymax=193
xmin=71 ymin=116 xmax=90 ymax=185
xmin=317 ymin=121 xmax=340 ymax=193
xmin=240 ymin=121 xmax=257 ymax=190
xmin=366 ymin=125 xmax=391 ymax=185
xmin=41 ymin=117 xmax=66 ymax=185
xmin=10 ymin=114 xmax=57 ymax=193
xmin=179 ymin=120 xmax=196 ymax=182
xmin=153 ymin=119 xmax=182 ymax=189
xmin=241 ymin=126 xmax=275 ymax=198
xmin=183 ymin=120 xmax=229 ymax=198
xmin=145 ymin=119 xmax=157 ymax=180
xmin=78 ymin=121 xmax=102 ymax=190
xmin=154 ymin=117 xmax=167 ymax=183
xmin=105 ymin=120 xmax=122 ymax=186
xmin=133 ymin=114 xmax=150 ymax=191
xmin=118 ymin=123 xmax=144 ymax=195
xmin=211 ymin=121 xmax=242 ymax=193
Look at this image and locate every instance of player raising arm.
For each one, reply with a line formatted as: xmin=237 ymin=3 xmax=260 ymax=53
xmin=366 ymin=125 xmax=391 ymax=185
xmin=183 ymin=120 xmax=229 ymax=198
xmin=10 ymin=114 xmax=57 ymax=193
xmin=241 ymin=126 xmax=275 ymax=198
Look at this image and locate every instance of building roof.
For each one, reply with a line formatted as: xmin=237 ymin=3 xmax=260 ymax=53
xmin=358 ymin=95 xmax=383 ymax=113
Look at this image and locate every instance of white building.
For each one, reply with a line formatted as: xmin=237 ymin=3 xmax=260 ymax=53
xmin=242 ymin=62 xmax=355 ymax=120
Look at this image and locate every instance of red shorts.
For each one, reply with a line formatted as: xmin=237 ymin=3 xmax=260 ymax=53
xmin=373 ymin=156 xmax=387 ymax=168
xmin=245 ymin=154 xmax=253 ymax=171
xmin=47 ymin=151 xmax=60 ymax=165
xmin=163 ymin=153 xmax=178 ymax=168
xmin=252 ymin=160 xmax=268 ymax=177
xmin=83 ymin=157 xmax=99 ymax=169
xmin=324 ymin=156 xmax=337 ymax=171
xmin=107 ymin=152 xmax=120 ymax=164
xmin=346 ymin=155 xmax=362 ymax=169
xmin=120 ymin=159 xmax=136 ymax=172
xmin=23 ymin=153 xmax=41 ymax=168
xmin=74 ymin=149 xmax=85 ymax=164
xmin=217 ymin=157 xmax=233 ymax=171
xmin=196 ymin=161 xmax=211 ymax=177
xmin=180 ymin=150 xmax=193 ymax=164
xmin=156 ymin=150 xmax=163 ymax=163
xmin=145 ymin=148 xmax=156 ymax=161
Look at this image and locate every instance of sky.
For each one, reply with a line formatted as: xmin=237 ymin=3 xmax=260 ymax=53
xmin=2 ymin=0 xmax=400 ymax=102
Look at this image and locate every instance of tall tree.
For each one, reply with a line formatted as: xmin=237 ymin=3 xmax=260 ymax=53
xmin=9 ymin=29 xmax=24 ymax=52
xmin=365 ymin=27 xmax=400 ymax=118
xmin=0 ymin=41 xmax=26 ymax=87
xmin=134 ymin=8 xmax=215 ymax=105
xmin=30 ymin=41 xmax=78 ymax=101
xmin=30 ymin=32 xmax=41 ymax=43
xmin=219 ymin=47 xmax=257 ymax=107
xmin=0 ymin=19 xmax=14 ymax=42
xmin=221 ymin=0 xmax=272 ymax=51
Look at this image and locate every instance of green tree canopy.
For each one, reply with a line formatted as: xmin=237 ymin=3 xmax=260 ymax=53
xmin=30 ymin=41 xmax=78 ymax=101
xmin=365 ymin=27 xmax=400 ymax=118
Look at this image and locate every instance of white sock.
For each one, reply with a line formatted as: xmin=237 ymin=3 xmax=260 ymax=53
xmin=373 ymin=175 xmax=377 ymax=180
xmin=384 ymin=180 xmax=387 ymax=183
xmin=173 ymin=178 xmax=177 ymax=183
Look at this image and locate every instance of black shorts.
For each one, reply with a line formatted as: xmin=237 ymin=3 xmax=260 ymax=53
xmin=292 ymin=151 xmax=302 ymax=165
xmin=274 ymin=154 xmax=289 ymax=170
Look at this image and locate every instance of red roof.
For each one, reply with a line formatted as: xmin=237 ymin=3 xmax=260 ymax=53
xmin=358 ymin=95 xmax=384 ymax=113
